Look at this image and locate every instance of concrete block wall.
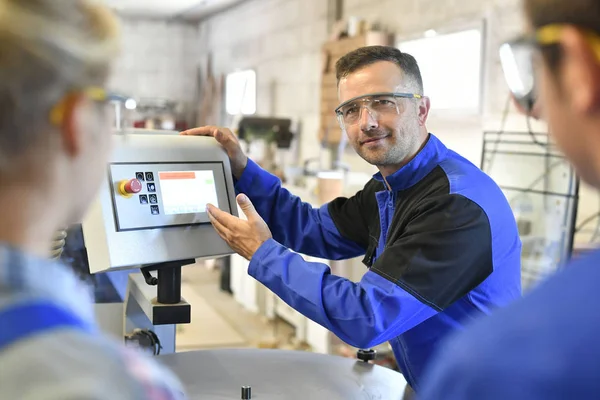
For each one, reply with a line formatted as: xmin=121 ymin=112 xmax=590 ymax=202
xmin=192 ymin=0 xmax=528 ymax=171
xmin=108 ymin=1 xmax=597 ymax=254
xmin=195 ymin=0 xmax=329 ymax=163
xmin=344 ymin=0 xmax=525 ymax=117
xmin=193 ymin=0 xmax=595 ymax=260
xmin=108 ymin=17 xmax=199 ymax=111
xmin=108 ymin=1 xmax=527 ymax=172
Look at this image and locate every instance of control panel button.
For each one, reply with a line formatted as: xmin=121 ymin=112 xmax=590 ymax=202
xmin=151 ymin=205 xmax=160 ymax=215
xmin=118 ymin=178 xmax=142 ymax=198
xmin=147 ymin=183 xmax=156 ymax=192
xmin=149 ymin=194 xmax=158 ymax=204
xmin=139 ymin=195 xmax=148 ymax=204
xmin=145 ymin=172 xmax=154 ymax=181
xmin=136 ymin=172 xmax=145 ymax=181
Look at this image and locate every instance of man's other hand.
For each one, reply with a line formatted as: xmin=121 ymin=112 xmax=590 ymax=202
xmin=206 ymin=194 xmax=272 ymax=260
xmin=180 ymin=126 xmax=248 ymax=179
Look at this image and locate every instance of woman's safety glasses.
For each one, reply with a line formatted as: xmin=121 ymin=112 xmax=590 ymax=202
xmin=499 ymin=24 xmax=600 ymax=110
xmin=334 ymin=92 xmax=423 ymax=130
xmin=50 ymin=87 xmax=136 ymax=127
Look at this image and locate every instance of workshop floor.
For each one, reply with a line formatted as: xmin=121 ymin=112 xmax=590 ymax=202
xmin=175 ymin=263 xmax=295 ymax=352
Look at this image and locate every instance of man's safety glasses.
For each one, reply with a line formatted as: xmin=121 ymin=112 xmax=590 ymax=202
xmin=50 ymin=87 xmax=137 ymax=127
xmin=334 ymin=92 xmax=423 ymax=129
xmin=499 ymin=24 xmax=600 ymax=110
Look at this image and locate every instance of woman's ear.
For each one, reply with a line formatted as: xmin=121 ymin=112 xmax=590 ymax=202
xmin=59 ymin=94 xmax=86 ymax=157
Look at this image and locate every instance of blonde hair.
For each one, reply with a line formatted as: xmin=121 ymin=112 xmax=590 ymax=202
xmin=0 ymin=0 xmax=120 ymax=168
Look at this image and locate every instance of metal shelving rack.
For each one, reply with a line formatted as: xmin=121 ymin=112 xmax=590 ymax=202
xmin=480 ymin=128 xmax=579 ymax=291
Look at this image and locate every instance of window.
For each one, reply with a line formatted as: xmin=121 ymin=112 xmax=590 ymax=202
xmin=397 ymin=27 xmax=483 ymax=114
xmin=225 ymin=69 xmax=256 ymax=116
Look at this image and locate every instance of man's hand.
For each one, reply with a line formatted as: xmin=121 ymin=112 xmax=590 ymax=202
xmin=207 ymin=194 xmax=272 ymax=260
xmin=180 ymin=126 xmax=248 ymax=179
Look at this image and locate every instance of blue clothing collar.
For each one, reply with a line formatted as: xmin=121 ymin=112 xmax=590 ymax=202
xmin=0 ymin=242 xmax=95 ymax=324
xmin=372 ymin=133 xmax=448 ymax=191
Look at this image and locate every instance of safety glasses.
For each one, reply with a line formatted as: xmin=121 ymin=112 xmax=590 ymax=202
xmin=49 ymin=86 xmax=136 ymax=126
xmin=499 ymin=24 xmax=600 ymax=109
xmin=334 ymin=92 xmax=423 ymax=130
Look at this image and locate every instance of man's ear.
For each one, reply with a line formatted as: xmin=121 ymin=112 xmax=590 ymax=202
xmin=560 ymin=26 xmax=600 ymax=115
xmin=59 ymin=94 xmax=85 ymax=157
xmin=417 ymin=96 xmax=431 ymax=125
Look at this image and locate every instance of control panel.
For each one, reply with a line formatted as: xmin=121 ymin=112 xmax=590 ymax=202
xmin=81 ymin=133 xmax=238 ymax=273
xmin=109 ymin=163 xmax=230 ymax=231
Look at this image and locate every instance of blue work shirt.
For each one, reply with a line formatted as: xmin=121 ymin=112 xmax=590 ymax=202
xmin=420 ymin=248 xmax=600 ymax=399
xmin=0 ymin=242 xmax=186 ymax=399
xmin=236 ymin=133 xmax=522 ymax=390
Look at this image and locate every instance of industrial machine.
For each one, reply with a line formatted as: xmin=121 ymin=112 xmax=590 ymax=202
xmin=236 ymin=116 xmax=295 ymax=180
xmin=237 ymin=116 xmax=294 ymax=150
xmin=72 ymin=131 xmax=238 ymax=354
xmin=159 ymin=348 xmax=407 ymax=399
xmin=57 ymin=130 xmax=407 ymax=399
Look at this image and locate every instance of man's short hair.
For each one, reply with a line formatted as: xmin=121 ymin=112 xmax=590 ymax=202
xmin=335 ymin=45 xmax=424 ymax=94
xmin=525 ymin=0 xmax=600 ymax=70
xmin=525 ymin=0 xmax=600 ymax=32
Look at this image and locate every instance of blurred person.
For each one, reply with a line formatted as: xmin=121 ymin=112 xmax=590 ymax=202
xmin=181 ymin=45 xmax=522 ymax=397
xmin=0 ymin=1 xmax=184 ymax=398
xmin=419 ymin=0 xmax=600 ymax=398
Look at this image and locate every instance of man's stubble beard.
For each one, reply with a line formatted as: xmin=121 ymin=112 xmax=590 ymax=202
xmin=355 ymin=128 xmax=416 ymax=167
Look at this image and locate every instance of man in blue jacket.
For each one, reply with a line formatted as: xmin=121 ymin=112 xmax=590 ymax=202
xmin=182 ymin=45 xmax=522 ymax=397
xmin=419 ymin=1 xmax=600 ymax=399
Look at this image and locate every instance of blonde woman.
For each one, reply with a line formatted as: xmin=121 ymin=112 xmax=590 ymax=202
xmin=0 ymin=1 xmax=185 ymax=398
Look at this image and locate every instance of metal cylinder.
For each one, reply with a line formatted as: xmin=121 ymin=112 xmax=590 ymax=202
xmin=157 ymin=266 xmax=181 ymax=304
xmin=241 ymin=386 xmax=251 ymax=399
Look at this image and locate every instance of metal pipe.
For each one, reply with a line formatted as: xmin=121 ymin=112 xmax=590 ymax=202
xmin=567 ymin=177 xmax=581 ymax=260
xmin=157 ymin=266 xmax=181 ymax=304
xmin=498 ymin=185 xmax=577 ymax=198
xmin=487 ymin=150 xmax=564 ymax=159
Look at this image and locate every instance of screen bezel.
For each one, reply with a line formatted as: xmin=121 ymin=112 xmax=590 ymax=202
xmin=108 ymin=161 xmax=233 ymax=232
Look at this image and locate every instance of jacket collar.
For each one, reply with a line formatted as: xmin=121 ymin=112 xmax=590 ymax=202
xmin=372 ymin=133 xmax=448 ymax=191
xmin=0 ymin=242 xmax=95 ymax=323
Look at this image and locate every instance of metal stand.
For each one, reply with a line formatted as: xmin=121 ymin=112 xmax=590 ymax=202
xmin=357 ymin=348 xmax=377 ymax=363
xmin=481 ymin=129 xmax=579 ymax=290
xmin=220 ymin=256 xmax=233 ymax=294
xmin=156 ymin=263 xmax=183 ymax=304
xmin=122 ymin=259 xmax=195 ymax=354
xmin=159 ymin=348 xmax=408 ymax=399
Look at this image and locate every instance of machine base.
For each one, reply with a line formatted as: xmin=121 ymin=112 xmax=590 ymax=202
xmin=159 ymin=348 xmax=408 ymax=399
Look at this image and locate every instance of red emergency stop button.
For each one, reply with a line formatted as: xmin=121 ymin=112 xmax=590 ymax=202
xmin=118 ymin=178 xmax=142 ymax=198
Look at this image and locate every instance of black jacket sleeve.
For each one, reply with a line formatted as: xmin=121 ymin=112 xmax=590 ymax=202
xmin=327 ymin=179 xmax=382 ymax=250
xmin=371 ymin=193 xmax=494 ymax=311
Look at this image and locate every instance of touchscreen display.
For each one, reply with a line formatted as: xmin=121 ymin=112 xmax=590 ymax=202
xmin=158 ymin=170 xmax=219 ymax=215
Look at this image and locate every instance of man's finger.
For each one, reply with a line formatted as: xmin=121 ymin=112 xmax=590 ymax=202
xmin=180 ymin=126 xmax=231 ymax=146
xmin=179 ymin=126 xmax=217 ymax=137
xmin=206 ymin=204 xmax=238 ymax=228
xmin=237 ymin=194 xmax=258 ymax=220
xmin=207 ymin=208 xmax=230 ymax=239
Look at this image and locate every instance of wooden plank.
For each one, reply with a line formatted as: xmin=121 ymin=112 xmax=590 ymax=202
xmin=321 ymin=126 xmax=343 ymax=144
xmin=320 ymin=115 xmax=339 ymax=131
xmin=321 ymin=73 xmax=337 ymax=87
xmin=321 ymin=110 xmax=337 ymax=121
xmin=322 ymin=34 xmax=366 ymax=52
xmin=320 ymin=98 xmax=339 ymax=114
xmin=320 ymin=88 xmax=338 ymax=103
xmin=320 ymin=32 xmax=394 ymax=145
